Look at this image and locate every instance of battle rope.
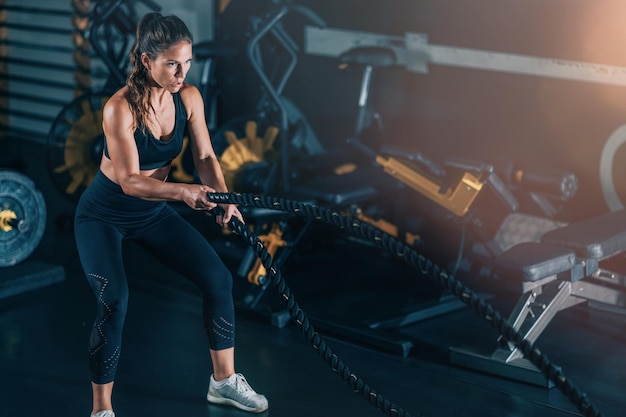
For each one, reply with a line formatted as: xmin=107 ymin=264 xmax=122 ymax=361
xmin=209 ymin=192 xmax=603 ymax=417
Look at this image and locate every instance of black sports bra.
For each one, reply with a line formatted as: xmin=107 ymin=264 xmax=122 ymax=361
xmin=103 ymin=92 xmax=187 ymax=170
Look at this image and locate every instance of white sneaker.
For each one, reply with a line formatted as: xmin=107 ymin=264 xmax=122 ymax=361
xmin=207 ymin=373 xmax=268 ymax=413
xmin=91 ymin=411 xmax=115 ymax=417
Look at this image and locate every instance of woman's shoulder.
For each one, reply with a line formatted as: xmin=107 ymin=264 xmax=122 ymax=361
xmin=178 ymin=83 xmax=202 ymax=116
xmin=104 ymin=86 xmax=130 ymax=111
xmin=103 ymin=86 xmax=132 ymax=123
xmin=178 ymin=83 xmax=201 ymax=100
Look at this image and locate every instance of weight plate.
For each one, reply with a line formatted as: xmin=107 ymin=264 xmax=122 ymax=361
xmin=47 ymin=92 xmax=109 ymax=203
xmin=213 ymin=116 xmax=280 ymax=193
xmin=0 ymin=170 xmax=47 ymax=267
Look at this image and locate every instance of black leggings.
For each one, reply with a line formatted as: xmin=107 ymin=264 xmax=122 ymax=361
xmin=74 ymin=171 xmax=234 ymax=384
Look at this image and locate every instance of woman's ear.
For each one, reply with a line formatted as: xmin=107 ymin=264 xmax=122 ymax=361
xmin=141 ymin=52 xmax=151 ymax=71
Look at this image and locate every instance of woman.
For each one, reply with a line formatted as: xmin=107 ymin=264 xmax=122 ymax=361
xmin=74 ymin=12 xmax=268 ymax=417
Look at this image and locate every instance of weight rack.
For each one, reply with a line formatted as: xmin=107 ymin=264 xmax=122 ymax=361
xmin=0 ymin=0 xmax=90 ymax=144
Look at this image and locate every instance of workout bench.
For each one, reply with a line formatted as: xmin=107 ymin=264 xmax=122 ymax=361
xmin=450 ymin=208 xmax=626 ymax=387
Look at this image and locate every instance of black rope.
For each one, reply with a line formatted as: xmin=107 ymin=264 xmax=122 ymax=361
xmin=209 ymin=192 xmax=603 ymax=417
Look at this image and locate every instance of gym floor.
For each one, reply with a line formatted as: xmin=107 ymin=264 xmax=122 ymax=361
xmin=2 ymin=142 xmax=626 ymax=417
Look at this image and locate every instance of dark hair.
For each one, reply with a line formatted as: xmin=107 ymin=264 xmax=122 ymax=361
xmin=127 ymin=12 xmax=193 ymax=132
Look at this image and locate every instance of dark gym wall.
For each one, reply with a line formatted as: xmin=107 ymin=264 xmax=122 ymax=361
xmin=220 ymin=0 xmax=626 ymax=220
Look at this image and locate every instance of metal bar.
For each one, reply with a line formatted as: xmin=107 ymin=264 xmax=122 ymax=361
xmin=0 ymin=39 xmax=75 ymax=54
xmin=0 ymin=90 xmax=67 ymax=107
xmin=0 ymin=56 xmax=78 ymax=73
xmin=0 ymin=107 xmax=56 ymax=123
xmin=305 ymin=26 xmax=626 ymax=87
xmin=0 ymin=73 xmax=76 ymax=90
xmin=0 ymin=22 xmax=74 ymax=36
xmin=573 ymin=280 xmax=626 ymax=308
xmin=512 ymin=282 xmax=572 ymax=351
xmin=591 ymin=269 xmax=626 ymax=288
xmin=427 ymin=43 xmax=626 ymax=87
xmin=305 ymin=26 xmax=404 ymax=58
xmin=449 ymin=347 xmax=553 ymax=388
xmin=0 ymin=5 xmax=74 ymax=17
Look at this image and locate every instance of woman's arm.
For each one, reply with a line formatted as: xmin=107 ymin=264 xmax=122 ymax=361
xmin=181 ymin=84 xmax=244 ymax=224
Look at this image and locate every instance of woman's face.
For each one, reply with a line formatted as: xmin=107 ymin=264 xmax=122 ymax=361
xmin=143 ymin=40 xmax=192 ymax=93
